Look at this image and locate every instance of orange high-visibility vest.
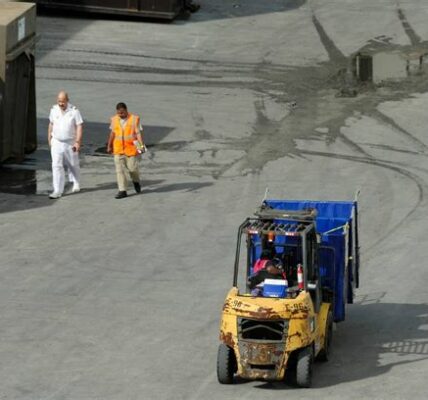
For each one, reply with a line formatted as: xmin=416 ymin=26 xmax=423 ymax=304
xmin=111 ymin=113 xmax=141 ymax=156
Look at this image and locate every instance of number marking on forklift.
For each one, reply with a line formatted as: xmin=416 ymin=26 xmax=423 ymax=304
xmin=232 ymin=300 xmax=243 ymax=308
xmin=285 ymin=303 xmax=309 ymax=312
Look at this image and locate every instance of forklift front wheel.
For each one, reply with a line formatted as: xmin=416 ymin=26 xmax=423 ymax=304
xmin=296 ymin=346 xmax=313 ymax=388
xmin=217 ymin=344 xmax=236 ymax=384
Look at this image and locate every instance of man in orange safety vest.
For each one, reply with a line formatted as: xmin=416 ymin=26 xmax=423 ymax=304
xmin=107 ymin=102 xmax=145 ymax=199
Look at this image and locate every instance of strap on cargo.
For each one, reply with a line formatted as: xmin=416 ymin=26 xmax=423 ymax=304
xmin=323 ymin=223 xmax=348 ymax=235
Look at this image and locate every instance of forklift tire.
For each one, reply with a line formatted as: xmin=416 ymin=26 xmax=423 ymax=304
xmin=296 ymin=346 xmax=313 ymax=388
xmin=317 ymin=311 xmax=333 ymax=362
xmin=217 ymin=344 xmax=236 ymax=384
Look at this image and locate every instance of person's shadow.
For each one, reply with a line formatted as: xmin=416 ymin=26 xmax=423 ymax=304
xmin=78 ymin=180 xmax=212 ymax=196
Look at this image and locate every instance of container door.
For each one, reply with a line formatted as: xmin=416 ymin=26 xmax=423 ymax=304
xmin=0 ymin=78 xmax=5 ymax=162
xmin=4 ymin=52 xmax=33 ymax=162
xmin=24 ymin=53 xmax=37 ymax=154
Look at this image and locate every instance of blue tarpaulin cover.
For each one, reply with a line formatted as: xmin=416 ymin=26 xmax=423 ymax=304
xmin=264 ymin=200 xmax=357 ymax=322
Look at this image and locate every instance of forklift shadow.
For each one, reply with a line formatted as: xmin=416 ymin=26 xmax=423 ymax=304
xmin=314 ymin=301 xmax=428 ymax=387
xmin=253 ymin=300 xmax=428 ymax=390
xmin=312 ymin=301 xmax=428 ymax=387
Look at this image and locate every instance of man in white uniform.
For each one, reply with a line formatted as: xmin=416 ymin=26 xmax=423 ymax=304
xmin=48 ymin=91 xmax=83 ymax=199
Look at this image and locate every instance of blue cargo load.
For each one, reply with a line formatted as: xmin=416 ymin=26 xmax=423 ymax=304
xmin=263 ymin=200 xmax=359 ymax=322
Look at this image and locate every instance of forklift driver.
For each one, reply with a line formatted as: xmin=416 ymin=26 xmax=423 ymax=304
xmin=253 ymin=248 xmax=277 ymax=274
xmin=252 ymin=231 xmax=279 ymax=273
xmin=248 ymin=259 xmax=285 ymax=296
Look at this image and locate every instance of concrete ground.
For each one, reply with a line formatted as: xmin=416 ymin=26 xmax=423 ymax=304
xmin=1 ymin=0 xmax=428 ymax=399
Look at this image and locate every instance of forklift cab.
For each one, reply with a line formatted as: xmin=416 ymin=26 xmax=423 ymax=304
xmin=234 ymin=208 xmax=322 ymax=309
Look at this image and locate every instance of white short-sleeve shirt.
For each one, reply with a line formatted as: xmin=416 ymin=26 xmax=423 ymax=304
xmin=49 ymin=104 xmax=83 ymax=142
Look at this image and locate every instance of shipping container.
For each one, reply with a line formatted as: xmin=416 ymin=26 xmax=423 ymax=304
xmin=0 ymin=2 xmax=37 ymax=163
xmin=36 ymin=0 xmax=186 ymax=20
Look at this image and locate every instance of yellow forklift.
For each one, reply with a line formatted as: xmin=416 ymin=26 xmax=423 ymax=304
xmin=217 ymin=199 xmax=359 ymax=387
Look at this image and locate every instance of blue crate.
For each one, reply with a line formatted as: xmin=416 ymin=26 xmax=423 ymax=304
xmin=263 ymin=279 xmax=288 ymax=298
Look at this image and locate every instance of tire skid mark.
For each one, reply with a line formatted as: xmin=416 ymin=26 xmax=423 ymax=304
xmin=370 ymin=109 xmax=427 ymax=152
xmin=300 ymin=149 xmax=426 ymax=255
xmin=37 ymin=46 xmax=292 ymax=73
xmin=36 ymin=75 xmax=258 ymax=89
xmin=356 ymin=142 xmax=427 ymax=157
xmin=38 ymin=62 xmax=200 ymax=75
xmin=397 ymin=8 xmax=422 ymax=45
xmin=338 ymin=132 xmax=373 ymax=158
xmin=311 ymin=13 xmax=348 ymax=66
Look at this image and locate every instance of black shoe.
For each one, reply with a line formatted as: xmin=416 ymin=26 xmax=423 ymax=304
xmin=133 ymin=182 xmax=141 ymax=194
xmin=115 ymin=191 xmax=127 ymax=199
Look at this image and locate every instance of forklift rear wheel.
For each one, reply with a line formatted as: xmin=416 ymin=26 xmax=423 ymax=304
xmin=296 ymin=346 xmax=313 ymax=388
xmin=217 ymin=344 xmax=236 ymax=384
xmin=317 ymin=311 xmax=333 ymax=362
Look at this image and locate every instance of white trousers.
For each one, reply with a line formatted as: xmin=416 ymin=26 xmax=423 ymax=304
xmin=51 ymin=138 xmax=80 ymax=194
